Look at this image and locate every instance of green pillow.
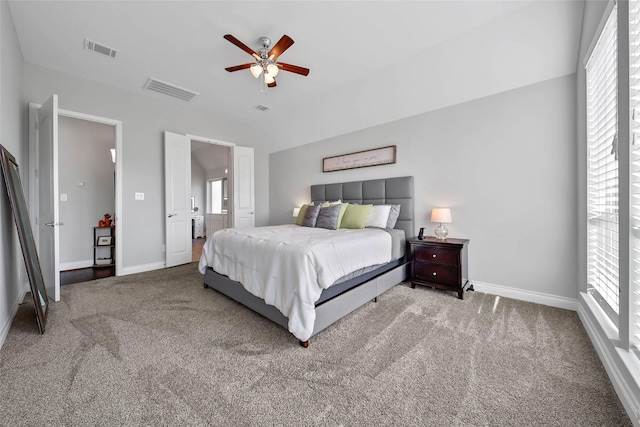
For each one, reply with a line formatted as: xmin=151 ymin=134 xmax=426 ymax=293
xmin=337 ymin=203 xmax=349 ymax=228
xmin=295 ymin=204 xmax=309 ymax=226
xmin=340 ymin=204 xmax=372 ymax=229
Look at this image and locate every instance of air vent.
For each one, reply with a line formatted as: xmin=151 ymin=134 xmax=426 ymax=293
xmin=84 ymin=38 xmax=117 ymax=58
xmin=256 ymin=104 xmax=270 ymax=111
xmin=143 ymin=77 xmax=199 ymax=101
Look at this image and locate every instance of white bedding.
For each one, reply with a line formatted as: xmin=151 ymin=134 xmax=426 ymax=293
xmin=198 ymin=224 xmax=393 ymax=342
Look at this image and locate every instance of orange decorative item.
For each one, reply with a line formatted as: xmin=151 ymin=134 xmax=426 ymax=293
xmin=98 ymin=213 xmax=112 ymax=227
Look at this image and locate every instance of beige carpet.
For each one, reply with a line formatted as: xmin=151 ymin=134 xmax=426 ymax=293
xmin=0 ymin=262 xmax=631 ymax=426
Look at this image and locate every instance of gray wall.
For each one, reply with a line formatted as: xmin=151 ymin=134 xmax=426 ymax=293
xmin=22 ymin=62 xmax=269 ymax=273
xmin=0 ymin=0 xmax=27 ymax=342
xmin=270 ymin=74 xmax=577 ymax=300
xmin=58 ymin=116 xmax=115 ymax=267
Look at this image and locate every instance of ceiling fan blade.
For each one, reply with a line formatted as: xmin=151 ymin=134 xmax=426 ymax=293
xmin=223 ymin=34 xmax=260 ymax=60
xmin=267 ymin=79 xmax=277 ymax=88
xmin=268 ymin=35 xmax=294 ymax=61
xmin=225 ymin=63 xmax=254 ymax=72
xmin=278 ymin=62 xmax=310 ymax=76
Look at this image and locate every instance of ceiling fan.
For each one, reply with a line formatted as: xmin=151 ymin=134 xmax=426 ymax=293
xmin=223 ymin=34 xmax=310 ymax=88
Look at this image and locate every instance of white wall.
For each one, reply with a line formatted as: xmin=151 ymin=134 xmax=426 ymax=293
xmin=58 ymin=116 xmax=115 ymax=268
xmin=0 ymin=0 xmax=27 ymax=345
xmin=270 ymin=74 xmax=577 ymax=301
xmin=22 ymin=62 xmax=269 ymax=274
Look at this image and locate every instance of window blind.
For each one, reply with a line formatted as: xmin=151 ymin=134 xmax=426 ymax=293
xmin=630 ymin=0 xmax=640 ymax=353
xmin=587 ymin=4 xmax=620 ymax=324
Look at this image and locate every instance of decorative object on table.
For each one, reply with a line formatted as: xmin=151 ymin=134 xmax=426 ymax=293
xmin=408 ymin=236 xmax=470 ymax=300
xmin=98 ymin=213 xmax=112 ymax=227
xmin=323 ymin=145 xmax=396 ymax=172
xmin=97 ymin=236 xmax=112 ymax=246
xmin=431 ymin=208 xmax=451 ymax=240
xmin=418 ymin=227 xmax=425 ymax=240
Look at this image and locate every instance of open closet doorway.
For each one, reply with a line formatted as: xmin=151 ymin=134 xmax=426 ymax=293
xmin=58 ymin=116 xmax=116 ymax=284
xmin=190 ymin=140 xmax=230 ymax=262
xmin=29 ymin=99 xmax=123 ymax=299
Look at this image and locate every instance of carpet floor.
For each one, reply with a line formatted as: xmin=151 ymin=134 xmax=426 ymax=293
xmin=0 ymin=262 xmax=631 ymax=426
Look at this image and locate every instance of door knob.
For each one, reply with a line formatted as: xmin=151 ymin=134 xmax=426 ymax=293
xmin=168 ymin=214 xmax=177 ymax=218
xmin=45 ymin=222 xmax=64 ymax=227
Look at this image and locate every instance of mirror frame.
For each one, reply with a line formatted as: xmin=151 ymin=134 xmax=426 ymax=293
xmin=0 ymin=144 xmax=48 ymax=333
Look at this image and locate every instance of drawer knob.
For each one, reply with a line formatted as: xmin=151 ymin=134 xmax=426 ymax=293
xmin=432 ymin=272 xmax=437 ymax=276
xmin=432 ymin=254 xmax=437 ymax=258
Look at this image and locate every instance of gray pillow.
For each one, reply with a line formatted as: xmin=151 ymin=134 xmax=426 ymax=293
xmin=302 ymin=205 xmax=321 ymax=227
xmin=315 ymin=205 xmax=341 ymax=230
xmin=386 ymin=204 xmax=401 ymax=228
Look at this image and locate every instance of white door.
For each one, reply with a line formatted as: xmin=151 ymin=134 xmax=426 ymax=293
xmin=232 ymin=146 xmax=255 ymax=228
xmin=37 ymin=95 xmax=60 ymax=301
xmin=164 ymin=131 xmax=192 ymax=267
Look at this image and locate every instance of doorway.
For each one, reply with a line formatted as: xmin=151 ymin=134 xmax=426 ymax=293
xmin=190 ymin=140 xmax=230 ymax=262
xmin=29 ymin=99 xmax=123 ymax=299
xmin=57 ymin=116 xmax=116 ymax=284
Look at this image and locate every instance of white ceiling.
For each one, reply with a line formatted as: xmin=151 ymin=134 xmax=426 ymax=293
xmin=8 ymin=1 xmax=585 ymax=153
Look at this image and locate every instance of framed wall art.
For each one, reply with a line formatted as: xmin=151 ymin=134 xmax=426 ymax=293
xmin=323 ymin=145 xmax=396 ymax=172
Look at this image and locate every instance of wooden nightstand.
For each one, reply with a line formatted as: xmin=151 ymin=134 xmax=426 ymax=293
xmin=408 ymin=236 xmax=470 ymax=299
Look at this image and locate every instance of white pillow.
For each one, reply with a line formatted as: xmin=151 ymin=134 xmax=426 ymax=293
xmin=365 ymin=205 xmax=392 ymax=228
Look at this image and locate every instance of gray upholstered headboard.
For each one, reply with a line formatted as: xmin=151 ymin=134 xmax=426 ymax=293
xmin=310 ymin=176 xmax=415 ymax=238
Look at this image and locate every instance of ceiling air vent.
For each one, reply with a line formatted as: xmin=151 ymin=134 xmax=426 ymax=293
xmin=256 ymin=104 xmax=270 ymax=112
xmin=84 ymin=38 xmax=117 ymax=58
xmin=143 ymin=77 xmax=199 ymax=101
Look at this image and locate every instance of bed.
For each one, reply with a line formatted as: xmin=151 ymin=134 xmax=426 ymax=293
xmin=199 ymin=176 xmax=414 ymax=347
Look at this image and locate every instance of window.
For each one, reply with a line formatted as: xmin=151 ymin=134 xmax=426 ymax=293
xmin=586 ymin=4 xmax=619 ymax=325
xmin=208 ymin=178 xmax=228 ymax=214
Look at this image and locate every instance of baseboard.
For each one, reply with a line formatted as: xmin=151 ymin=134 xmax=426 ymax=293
xmin=59 ymin=260 xmax=93 ymax=271
xmin=471 ymin=280 xmax=578 ymax=311
xmin=577 ymin=293 xmax=640 ymax=426
xmin=120 ymin=261 xmax=165 ymax=276
xmin=0 ymin=287 xmax=28 ymax=350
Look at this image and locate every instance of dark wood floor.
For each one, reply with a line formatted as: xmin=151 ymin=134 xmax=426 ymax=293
xmin=61 ymin=238 xmax=205 ymax=286
xmin=60 ymin=266 xmax=115 ymax=286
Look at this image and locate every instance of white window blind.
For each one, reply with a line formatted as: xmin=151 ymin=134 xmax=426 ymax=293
xmin=587 ymin=4 xmax=619 ymax=324
xmin=630 ymin=0 xmax=640 ymax=353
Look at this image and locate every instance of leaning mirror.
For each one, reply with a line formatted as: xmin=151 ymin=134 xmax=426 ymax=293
xmin=0 ymin=145 xmax=48 ymax=333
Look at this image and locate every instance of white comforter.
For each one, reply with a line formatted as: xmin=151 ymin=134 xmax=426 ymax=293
xmin=198 ymin=224 xmax=392 ymax=342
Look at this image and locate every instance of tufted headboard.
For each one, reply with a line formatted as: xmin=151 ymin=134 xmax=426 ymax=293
xmin=310 ymin=176 xmax=415 ymax=238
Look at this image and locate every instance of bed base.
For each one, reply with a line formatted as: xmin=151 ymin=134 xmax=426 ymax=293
xmin=203 ymin=261 xmax=409 ymax=346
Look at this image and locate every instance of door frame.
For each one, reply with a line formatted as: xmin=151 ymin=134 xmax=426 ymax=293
xmin=29 ymin=105 xmax=124 ymax=277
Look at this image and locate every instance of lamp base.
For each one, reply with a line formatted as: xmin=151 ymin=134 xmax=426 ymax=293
xmin=434 ymin=223 xmax=448 ymax=240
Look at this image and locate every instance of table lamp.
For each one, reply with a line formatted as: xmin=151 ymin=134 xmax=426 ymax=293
xmin=431 ymin=208 xmax=452 ymax=240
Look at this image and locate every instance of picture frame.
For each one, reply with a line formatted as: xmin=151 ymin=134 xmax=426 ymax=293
xmin=97 ymin=236 xmax=112 ymax=246
xmin=322 ymin=145 xmax=397 ymax=172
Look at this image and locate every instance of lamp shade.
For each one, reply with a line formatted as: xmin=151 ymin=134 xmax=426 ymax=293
xmin=250 ymin=63 xmax=262 ymax=78
xmin=431 ymin=208 xmax=452 ymax=223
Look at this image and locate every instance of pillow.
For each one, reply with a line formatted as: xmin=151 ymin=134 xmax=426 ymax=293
xmin=386 ymin=204 xmax=401 ymax=228
xmin=315 ymin=205 xmax=342 ymax=230
xmin=301 ymin=205 xmax=321 ymax=227
xmin=365 ymin=205 xmax=392 ymax=228
xmin=340 ymin=204 xmax=373 ymax=229
xmin=295 ymin=204 xmax=309 ymax=226
xmin=337 ymin=203 xmax=349 ymax=228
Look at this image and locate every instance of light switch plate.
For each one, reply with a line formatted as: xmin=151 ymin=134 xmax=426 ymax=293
xmin=135 ymin=192 xmax=144 ymax=200
xmin=60 ymin=193 xmax=68 ymax=201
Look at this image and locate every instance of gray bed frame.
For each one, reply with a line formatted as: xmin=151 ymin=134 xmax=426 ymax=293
xmin=203 ymin=176 xmax=415 ymax=346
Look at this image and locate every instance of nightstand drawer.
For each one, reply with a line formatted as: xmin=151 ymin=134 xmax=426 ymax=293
xmin=414 ymin=247 xmax=458 ymax=266
xmin=414 ymin=262 xmax=458 ymax=286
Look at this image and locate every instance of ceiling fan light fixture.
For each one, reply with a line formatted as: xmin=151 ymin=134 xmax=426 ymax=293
xmin=264 ymin=73 xmax=275 ymax=84
xmin=266 ymin=63 xmax=279 ymax=77
xmin=250 ymin=63 xmax=262 ymax=78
